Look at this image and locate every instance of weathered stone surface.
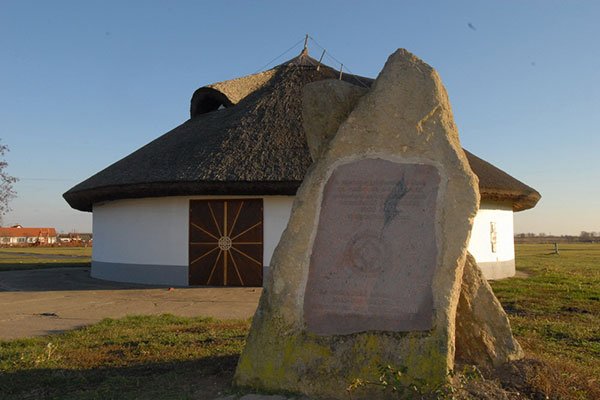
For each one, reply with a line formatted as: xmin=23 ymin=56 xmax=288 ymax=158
xmin=455 ymin=253 xmax=524 ymax=370
xmin=304 ymin=160 xmax=439 ymax=334
xmin=302 ymin=79 xmax=368 ymax=160
xmin=235 ymin=49 xmax=479 ymax=399
xmin=303 ymin=80 xmax=524 ymax=370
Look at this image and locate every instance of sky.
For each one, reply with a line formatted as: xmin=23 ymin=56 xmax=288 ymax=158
xmin=0 ymin=1 xmax=598 ymax=235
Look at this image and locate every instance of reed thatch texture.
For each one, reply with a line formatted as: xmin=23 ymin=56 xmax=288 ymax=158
xmin=64 ymin=52 xmax=539 ymax=212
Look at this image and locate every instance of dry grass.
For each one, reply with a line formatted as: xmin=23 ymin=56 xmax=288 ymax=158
xmin=0 ymin=315 xmax=249 ymax=399
xmin=491 ymin=243 xmax=600 ymax=400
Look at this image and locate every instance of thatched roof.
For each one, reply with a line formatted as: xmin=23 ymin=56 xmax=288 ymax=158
xmin=462 ymin=150 xmax=539 ymax=211
xmin=64 ymin=51 xmax=540 ymax=213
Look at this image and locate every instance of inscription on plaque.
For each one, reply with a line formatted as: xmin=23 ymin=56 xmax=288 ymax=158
xmin=303 ymin=159 xmax=440 ymax=335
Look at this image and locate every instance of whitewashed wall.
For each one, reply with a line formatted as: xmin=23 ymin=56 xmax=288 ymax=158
xmin=0 ymin=236 xmax=57 ymax=245
xmin=92 ymin=196 xmax=515 ymax=285
xmin=467 ymin=202 xmax=516 ymax=279
xmin=93 ymin=197 xmax=188 ymax=266
xmin=92 ymin=195 xmax=294 ymax=285
xmin=262 ymin=197 xmax=295 ymax=267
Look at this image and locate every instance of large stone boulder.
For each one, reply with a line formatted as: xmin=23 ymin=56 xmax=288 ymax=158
xmin=302 ymin=79 xmax=368 ymax=161
xmin=235 ymin=48 xmax=479 ymax=399
xmin=302 ymin=79 xmax=524 ymax=374
xmin=455 ymin=253 xmax=524 ymax=370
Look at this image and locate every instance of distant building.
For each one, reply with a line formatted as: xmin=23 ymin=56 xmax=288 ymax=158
xmin=64 ymin=50 xmax=540 ymax=287
xmin=0 ymin=225 xmax=57 ymax=245
xmin=57 ymin=232 xmax=93 ymax=244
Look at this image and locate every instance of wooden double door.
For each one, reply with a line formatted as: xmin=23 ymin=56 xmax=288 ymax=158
xmin=189 ymin=199 xmax=263 ymax=286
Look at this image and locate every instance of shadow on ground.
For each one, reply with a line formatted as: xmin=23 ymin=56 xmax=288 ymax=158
xmin=0 ymin=267 xmax=178 ymax=292
xmin=0 ymin=355 xmax=238 ymax=400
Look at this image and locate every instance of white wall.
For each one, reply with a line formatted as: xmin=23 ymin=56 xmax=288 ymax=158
xmin=0 ymin=236 xmax=57 ymax=245
xmin=93 ymin=197 xmax=189 ymax=266
xmin=467 ymin=202 xmax=516 ymax=279
xmin=92 ymin=196 xmax=515 ymax=284
xmin=92 ymin=195 xmax=294 ymax=268
xmin=263 ymin=197 xmax=294 ymax=265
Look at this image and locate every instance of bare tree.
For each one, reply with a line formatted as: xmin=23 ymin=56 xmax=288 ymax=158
xmin=0 ymin=142 xmax=17 ymax=224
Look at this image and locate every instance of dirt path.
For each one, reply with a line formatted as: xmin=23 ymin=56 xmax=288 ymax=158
xmin=0 ymin=267 xmax=261 ymax=340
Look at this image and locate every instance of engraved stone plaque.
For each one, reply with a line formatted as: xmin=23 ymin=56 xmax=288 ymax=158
xmin=304 ymin=159 xmax=440 ymax=335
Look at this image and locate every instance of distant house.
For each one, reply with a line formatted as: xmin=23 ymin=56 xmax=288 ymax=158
xmin=0 ymin=225 xmax=57 ymax=245
xmin=64 ymin=50 xmax=540 ymax=287
xmin=58 ymin=232 xmax=93 ymax=244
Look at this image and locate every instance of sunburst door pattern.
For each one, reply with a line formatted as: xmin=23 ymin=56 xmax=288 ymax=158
xmin=189 ymin=199 xmax=263 ymax=286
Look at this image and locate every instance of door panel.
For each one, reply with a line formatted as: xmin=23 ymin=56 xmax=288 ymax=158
xmin=189 ymin=199 xmax=263 ymax=286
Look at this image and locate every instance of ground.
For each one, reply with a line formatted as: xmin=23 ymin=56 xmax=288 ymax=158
xmin=0 ymin=267 xmax=261 ymax=339
xmin=0 ymin=246 xmax=91 ymax=271
xmin=0 ymin=244 xmax=598 ymax=399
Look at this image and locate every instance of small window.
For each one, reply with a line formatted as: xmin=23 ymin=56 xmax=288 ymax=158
xmin=490 ymin=222 xmax=497 ymax=253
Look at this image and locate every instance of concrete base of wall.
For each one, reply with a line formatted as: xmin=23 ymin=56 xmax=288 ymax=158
xmin=91 ymin=261 xmax=188 ymax=286
xmin=91 ymin=260 xmax=514 ymax=287
xmin=478 ymin=259 xmax=516 ymax=280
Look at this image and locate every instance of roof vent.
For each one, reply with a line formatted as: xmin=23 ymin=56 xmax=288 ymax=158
xmin=190 ymin=88 xmax=234 ymax=117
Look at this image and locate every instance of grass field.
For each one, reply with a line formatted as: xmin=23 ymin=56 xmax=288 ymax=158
xmin=490 ymin=243 xmax=600 ymax=399
xmin=0 ymin=315 xmax=249 ymax=399
xmin=0 ymin=246 xmax=91 ymax=271
xmin=0 ymin=244 xmax=598 ymax=399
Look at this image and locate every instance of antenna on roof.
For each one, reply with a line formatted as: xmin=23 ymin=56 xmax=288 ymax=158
xmin=339 ymin=64 xmax=344 ymax=80
xmin=253 ymin=36 xmax=306 ymax=73
xmin=316 ymin=49 xmax=326 ymax=71
xmin=303 ymin=34 xmax=309 ymax=53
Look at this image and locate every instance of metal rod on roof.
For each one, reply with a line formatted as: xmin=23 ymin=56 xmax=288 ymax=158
xmin=316 ymin=49 xmax=326 ymax=71
xmin=303 ymin=34 xmax=309 ymax=51
xmin=339 ymin=63 xmax=344 ymax=80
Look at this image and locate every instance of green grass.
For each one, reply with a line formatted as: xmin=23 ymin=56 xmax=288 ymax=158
xmin=0 ymin=244 xmax=598 ymax=399
xmin=0 ymin=247 xmax=91 ymax=271
xmin=0 ymin=315 xmax=249 ymax=399
xmin=491 ymin=243 xmax=600 ymax=399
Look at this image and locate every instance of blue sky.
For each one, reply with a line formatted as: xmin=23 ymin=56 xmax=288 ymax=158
xmin=1 ymin=1 xmax=598 ymax=235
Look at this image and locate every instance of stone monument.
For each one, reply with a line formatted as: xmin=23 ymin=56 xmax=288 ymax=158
xmin=235 ymin=49 xmax=503 ymax=398
xmin=455 ymin=253 xmax=524 ymax=371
